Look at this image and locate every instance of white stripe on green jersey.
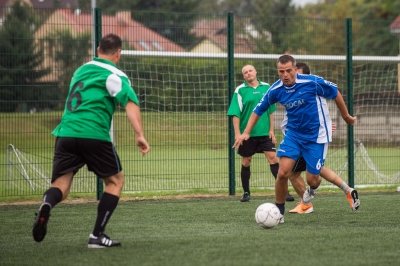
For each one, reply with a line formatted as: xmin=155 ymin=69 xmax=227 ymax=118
xmin=227 ymin=80 xmax=276 ymax=137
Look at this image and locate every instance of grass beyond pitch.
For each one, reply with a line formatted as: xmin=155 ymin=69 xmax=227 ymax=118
xmin=0 ymin=192 xmax=399 ymax=266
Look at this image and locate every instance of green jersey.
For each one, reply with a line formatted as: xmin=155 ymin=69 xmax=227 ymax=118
xmin=52 ymin=57 xmax=139 ymax=142
xmin=227 ymin=80 xmax=276 ymax=137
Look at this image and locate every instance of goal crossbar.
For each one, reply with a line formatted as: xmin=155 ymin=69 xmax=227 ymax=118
xmin=122 ymin=50 xmax=400 ymax=62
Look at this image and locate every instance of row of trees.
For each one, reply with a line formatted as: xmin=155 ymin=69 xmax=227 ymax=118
xmin=0 ymin=0 xmax=399 ymax=112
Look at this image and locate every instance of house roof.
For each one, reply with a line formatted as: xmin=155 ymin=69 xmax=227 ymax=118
xmin=191 ymin=18 xmax=256 ymax=53
xmin=36 ymin=9 xmax=184 ymax=52
xmin=390 ymin=15 xmax=400 ymax=35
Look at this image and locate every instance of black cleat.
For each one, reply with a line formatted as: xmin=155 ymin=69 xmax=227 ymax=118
xmin=240 ymin=192 xmax=250 ymax=202
xmin=286 ymin=193 xmax=295 ymax=202
xmin=32 ymin=203 xmax=51 ymax=242
xmin=88 ymin=233 xmax=121 ymax=248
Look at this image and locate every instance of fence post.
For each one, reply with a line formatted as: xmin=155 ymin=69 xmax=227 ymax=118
xmin=93 ymin=7 xmax=103 ymax=200
xmin=227 ymin=12 xmax=235 ymax=195
xmin=345 ymin=18 xmax=355 ymax=188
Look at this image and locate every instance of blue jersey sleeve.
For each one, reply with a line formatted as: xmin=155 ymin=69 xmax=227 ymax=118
xmin=253 ymin=91 xmax=272 ymax=116
xmin=315 ymin=76 xmax=338 ymax=99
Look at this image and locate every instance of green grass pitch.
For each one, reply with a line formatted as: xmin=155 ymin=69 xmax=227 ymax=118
xmin=0 ymin=192 xmax=399 ymax=266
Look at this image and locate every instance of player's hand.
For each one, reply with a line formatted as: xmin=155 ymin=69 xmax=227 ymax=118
xmin=233 ymin=133 xmax=249 ymax=149
xmin=269 ymin=131 xmax=277 ymax=145
xmin=332 ymin=122 xmax=336 ymax=132
xmin=343 ymin=114 xmax=357 ymax=125
xmin=136 ymin=136 xmax=150 ymax=156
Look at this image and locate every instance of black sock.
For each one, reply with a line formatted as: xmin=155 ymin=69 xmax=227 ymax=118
xmin=92 ymin=192 xmax=119 ymax=237
xmin=275 ymin=203 xmax=285 ymax=215
xmin=270 ymin=163 xmax=279 ymax=179
xmin=241 ymin=165 xmax=250 ymax=194
xmin=43 ymin=187 xmax=63 ymax=208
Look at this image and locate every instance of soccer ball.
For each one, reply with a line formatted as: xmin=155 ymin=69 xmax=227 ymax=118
xmin=255 ymin=203 xmax=281 ymax=229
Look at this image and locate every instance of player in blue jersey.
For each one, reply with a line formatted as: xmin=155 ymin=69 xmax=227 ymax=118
xmin=287 ymin=62 xmax=360 ymax=214
xmin=233 ymin=54 xmax=356 ymax=221
xmin=227 ymin=65 xmax=294 ymax=202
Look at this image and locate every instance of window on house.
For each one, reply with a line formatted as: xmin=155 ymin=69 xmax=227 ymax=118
xmin=139 ymin=40 xmax=150 ymax=51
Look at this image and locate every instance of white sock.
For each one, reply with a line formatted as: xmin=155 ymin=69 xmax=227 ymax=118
xmin=339 ymin=182 xmax=351 ymax=194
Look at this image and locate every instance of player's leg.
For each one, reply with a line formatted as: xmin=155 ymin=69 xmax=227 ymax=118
xmin=274 ymin=156 xmax=296 ymax=219
xmin=261 ymin=136 xmax=294 ymax=202
xmin=88 ymin=172 xmax=124 ymax=248
xmin=239 ymin=156 xmax=252 ymax=202
xmin=32 ymin=137 xmax=82 ymax=242
xmin=275 ymin=135 xmax=300 ymax=217
xmin=303 ymin=171 xmax=321 ymax=203
xmin=85 ymin=140 xmax=124 ymax=248
xmin=288 ymin=158 xmax=314 ymax=214
xmin=289 ymin=171 xmax=305 ymax=199
xmin=301 ymin=142 xmax=326 ymax=203
xmin=320 ymin=167 xmax=360 ymax=211
xmin=32 ymin=173 xmax=73 ymax=242
xmin=238 ymin=138 xmax=256 ymax=202
xmin=288 ymin=174 xmax=313 ymax=214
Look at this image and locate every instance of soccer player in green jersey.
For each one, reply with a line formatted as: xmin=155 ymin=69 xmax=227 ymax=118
xmin=228 ymin=64 xmax=294 ymax=202
xmin=32 ymin=33 xmax=150 ymax=248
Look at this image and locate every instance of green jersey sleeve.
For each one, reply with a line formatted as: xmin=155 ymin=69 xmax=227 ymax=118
xmin=227 ymin=93 xmax=241 ymax=117
xmin=107 ymin=74 xmax=139 ymax=108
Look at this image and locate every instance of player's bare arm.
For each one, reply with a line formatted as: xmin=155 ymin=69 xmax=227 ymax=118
xmin=233 ymin=113 xmax=260 ymax=148
xmin=125 ymin=101 xmax=150 ymax=155
xmin=269 ymin=113 xmax=277 ymax=145
xmin=334 ymin=90 xmax=357 ymax=125
xmin=232 ymin=116 xmax=242 ymax=139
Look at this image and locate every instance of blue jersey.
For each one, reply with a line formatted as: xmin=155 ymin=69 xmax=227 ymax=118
xmin=254 ymin=74 xmax=338 ymax=143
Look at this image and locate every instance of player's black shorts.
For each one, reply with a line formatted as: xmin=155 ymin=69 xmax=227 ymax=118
xmin=238 ymin=136 xmax=276 ymax=157
xmin=292 ymin=157 xmax=307 ymax=172
xmin=52 ymin=137 xmax=122 ymax=182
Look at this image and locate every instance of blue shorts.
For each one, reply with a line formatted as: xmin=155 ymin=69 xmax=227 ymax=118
xmin=277 ymin=134 xmax=327 ymax=174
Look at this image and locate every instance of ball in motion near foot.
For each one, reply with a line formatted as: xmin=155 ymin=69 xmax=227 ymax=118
xmin=255 ymin=203 xmax=281 ymax=229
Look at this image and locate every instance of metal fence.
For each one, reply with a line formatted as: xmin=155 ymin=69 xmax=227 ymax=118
xmin=1 ymin=5 xmax=399 ymax=198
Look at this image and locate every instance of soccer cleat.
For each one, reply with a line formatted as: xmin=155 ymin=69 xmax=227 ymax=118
xmin=346 ymin=189 xmax=360 ymax=211
xmin=286 ymin=193 xmax=295 ymax=202
xmin=289 ymin=202 xmax=314 ymax=214
xmin=32 ymin=203 xmax=51 ymax=242
xmin=279 ymin=214 xmax=284 ymax=224
xmin=88 ymin=233 xmax=121 ymax=248
xmin=240 ymin=192 xmax=250 ymax=202
xmin=303 ymin=187 xmax=315 ymax=203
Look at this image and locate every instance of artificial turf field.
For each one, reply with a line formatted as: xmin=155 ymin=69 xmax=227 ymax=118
xmin=0 ymin=192 xmax=399 ymax=266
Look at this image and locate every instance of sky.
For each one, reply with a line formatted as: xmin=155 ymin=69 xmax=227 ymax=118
xmin=291 ymin=0 xmax=321 ymax=7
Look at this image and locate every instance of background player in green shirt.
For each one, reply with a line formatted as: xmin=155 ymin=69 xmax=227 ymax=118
xmin=32 ymin=33 xmax=150 ymax=248
xmin=228 ymin=65 xmax=294 ymax=202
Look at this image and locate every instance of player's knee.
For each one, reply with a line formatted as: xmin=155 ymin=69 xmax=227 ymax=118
xmin=242 ymin=157 xmax=252 ymax=166
xmin=307 ymin=175 xmax=321 ymax=189
xmin=105 ymin=172 xmax=125 ymax=188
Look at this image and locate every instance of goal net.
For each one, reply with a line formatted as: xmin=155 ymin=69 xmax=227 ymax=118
xmin=120 ymin=51 xmax=400 ymax=189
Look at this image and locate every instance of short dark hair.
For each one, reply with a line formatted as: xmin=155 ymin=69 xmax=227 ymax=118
xmin=98 ymin=33 xmax=122 ymax=55
xmin=277 ymin=54 xmax=296 ymax=66
xmin=296 ymin=62 xmax=311 ymax=74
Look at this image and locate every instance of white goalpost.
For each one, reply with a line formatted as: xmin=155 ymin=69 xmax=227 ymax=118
xmin=7 ymin=144 xmax=51 ymax=191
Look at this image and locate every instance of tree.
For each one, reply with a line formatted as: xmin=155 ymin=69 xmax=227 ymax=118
xmin=88 ymin=0 xmax=200 ymax=49
xmin=47 ymin=30 xmax=91 ymax=98
xmin=0 ymin=1 xmax=49 ymax=112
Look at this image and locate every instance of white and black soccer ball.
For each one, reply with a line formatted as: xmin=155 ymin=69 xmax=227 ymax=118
xmin=255 ymin=203 xmax=281 ymax=229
